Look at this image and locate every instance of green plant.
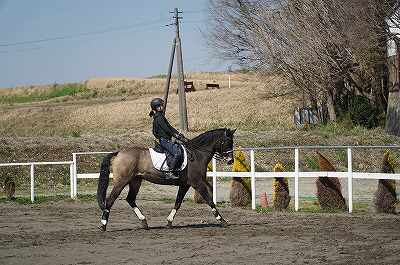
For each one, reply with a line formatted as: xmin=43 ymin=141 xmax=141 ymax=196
xmin=335 ymin=149 xmax=347 ymax=165
xmin=60 ymin=174 xmax=70 ymax=185
xmin=0 ymin=195 xmax=70 ymax=204
xmin=348 ymin=93 xmax=376 ymax=129
xmin=161 ymin=198 xmax=175 ymax=204
xmin=0 ymin=82 xmax=88 ymax=103
xmin=255 ymin=205 xmax=276 ymax=213
xmin=305 ymin=156 xmax=319 ymax=171
xmin=119 ymin=87 xmax=127 ymax=94
xmin=70 ymin=128 xmax=83 ymax=138
xmin=76 ymin=194 xmax=96 ymax=202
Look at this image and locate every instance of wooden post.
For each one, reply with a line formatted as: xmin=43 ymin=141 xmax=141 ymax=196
xmin=163 ymin=38 xmax=176 ymax=114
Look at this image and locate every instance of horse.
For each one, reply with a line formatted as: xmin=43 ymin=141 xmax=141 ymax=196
xmin=97 ymin=128 xmax=236 ymax=231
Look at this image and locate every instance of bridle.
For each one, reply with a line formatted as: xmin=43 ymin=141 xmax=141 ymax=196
xmin=182 ymin=136 xmax=234 ymax=162
xmin=215 ymin=138 xmax=234 ymax=162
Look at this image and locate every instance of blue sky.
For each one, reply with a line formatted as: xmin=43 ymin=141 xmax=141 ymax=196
xmin=0 ymin=0 xmax=232 ymax=88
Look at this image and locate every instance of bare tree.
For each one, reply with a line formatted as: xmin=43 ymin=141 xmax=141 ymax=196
xmin=202 ymin=0 xmax=398 ymax=125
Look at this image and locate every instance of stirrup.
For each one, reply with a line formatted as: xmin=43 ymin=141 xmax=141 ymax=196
xmin=165 ymin=171 xmax=179 ymax=180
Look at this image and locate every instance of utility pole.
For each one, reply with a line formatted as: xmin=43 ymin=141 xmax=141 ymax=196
xmin=163 ymin=7 xmax=188 ymax=131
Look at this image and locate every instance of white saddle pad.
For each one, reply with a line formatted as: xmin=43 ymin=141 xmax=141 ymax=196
xmin=149 ymin=145 xmax=188 ymax=172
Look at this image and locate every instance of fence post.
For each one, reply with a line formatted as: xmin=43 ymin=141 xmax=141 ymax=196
xmin=347 ymin=148 xmax=353 ymax=213
xmin=250 ymin=150 xmax=256 ymax=210
xmin=212 ymin=157 xmax=217 ymax=205
xmin=295 ymin=148 xmax=299 ymax=211
xmin=70 ymin=163 xmax=74 ymax=198
xmin=30 ymin=164 xmax=34 ymax=202
xmin=72 ymin=153 xmax=77 ymax=197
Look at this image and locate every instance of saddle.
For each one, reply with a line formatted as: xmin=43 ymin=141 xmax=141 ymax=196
xmin=149 ymin=142 xmax=188 ymax=172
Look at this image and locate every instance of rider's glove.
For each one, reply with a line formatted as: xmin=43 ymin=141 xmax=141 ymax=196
xmin=175 ymin=133 xmax=188 ymax=142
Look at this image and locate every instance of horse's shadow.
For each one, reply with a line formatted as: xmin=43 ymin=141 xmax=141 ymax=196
xmin=110 ymin=221 xmax=270 ymax=232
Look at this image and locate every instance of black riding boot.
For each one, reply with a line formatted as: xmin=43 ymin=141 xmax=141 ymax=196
xmin=165 ymin=155 xmax=180 ymax=180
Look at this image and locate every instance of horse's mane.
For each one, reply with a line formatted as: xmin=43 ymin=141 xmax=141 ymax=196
xmin=187 ymin=128 xmax=226 ymax=147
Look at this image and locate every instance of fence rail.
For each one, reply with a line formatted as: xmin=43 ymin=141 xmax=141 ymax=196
xmin=72 ymin=146 xmax=400 ymax=213
xmin=1 ymin=146 xmax=399 ymax=211
xmin=0 ymin=161 xmax=74 ymax=202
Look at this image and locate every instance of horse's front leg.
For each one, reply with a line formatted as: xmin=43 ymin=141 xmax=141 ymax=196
xmin=194 ymin=181 xmax=229 ymax=227
xmin=167 ymin=184 xmax=190 ymax=228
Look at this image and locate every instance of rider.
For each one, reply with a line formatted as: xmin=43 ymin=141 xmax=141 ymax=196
xmin=149 ymin=98 xmax=187 ymax=179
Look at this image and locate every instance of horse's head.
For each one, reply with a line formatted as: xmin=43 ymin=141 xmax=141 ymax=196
xmin=216 ymin=128 xmax=236 ymax=165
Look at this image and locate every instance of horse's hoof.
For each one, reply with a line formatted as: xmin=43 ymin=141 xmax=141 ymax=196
xmin=141 ymin=219 xmax=149 ymax=230
xmin=220 ymin=219 xmax=229 ymax=227
xmin=100 ymin=225 xmax=107 ymax=232
xmin=166 ymin=221 xmax=173 ymax=229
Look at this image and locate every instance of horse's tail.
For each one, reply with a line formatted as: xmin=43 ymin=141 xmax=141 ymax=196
xmin=97 ymin=152 xmax=119 ymax=210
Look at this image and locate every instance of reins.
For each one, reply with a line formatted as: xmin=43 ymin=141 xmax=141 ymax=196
xmin=180 ymin=140 xmax=232 ymax=162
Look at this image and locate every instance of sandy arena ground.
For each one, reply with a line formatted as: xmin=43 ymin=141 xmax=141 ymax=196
xmin=1 ymin=186 xmax=400 ymax=265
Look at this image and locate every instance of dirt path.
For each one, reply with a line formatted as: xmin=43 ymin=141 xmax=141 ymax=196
xmin=1 ymin=199 xmax=399 ymax=265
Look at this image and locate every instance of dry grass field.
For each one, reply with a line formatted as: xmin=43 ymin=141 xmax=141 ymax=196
xmin=0 ymin=71 xmax=297 ymax=137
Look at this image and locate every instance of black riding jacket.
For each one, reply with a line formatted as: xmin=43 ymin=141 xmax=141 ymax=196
xmin=152 ymin=112 xmax=179 ymax=140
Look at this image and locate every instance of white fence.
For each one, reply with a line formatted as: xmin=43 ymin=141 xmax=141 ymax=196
xmin=72 ymin=146 xmax=400 ymax=213
xmin=1 ymin=146 xmax=399 ymax=211
xmin=0 ymin=161 xmax=74 ymax=202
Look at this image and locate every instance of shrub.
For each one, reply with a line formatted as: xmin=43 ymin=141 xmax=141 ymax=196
xmin=375 ymin=150 xmax=397 ymax=214
xmin=4 ymin=176 xmax=15 ymax=200
xmin=273 ymin=163 xmax=290 ymax=211
xmin=315 ymin=152 xmax=347 ymax=210
xmin=348 ymin=93 xmax=376 ymax=129
xmin=230 ymin=149 xmax=251 ymax=207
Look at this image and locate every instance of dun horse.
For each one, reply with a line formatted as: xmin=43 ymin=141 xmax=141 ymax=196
xmin=97 ymin=128 xmax=236 ymax=230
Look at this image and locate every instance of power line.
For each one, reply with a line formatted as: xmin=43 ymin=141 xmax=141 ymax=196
xmin=185 ymin=55 xmax=209 ymax=61
xmin=0 ymin=18 xmax=171 ymax=47
xmin=0 ymin=25 xmax=169 ymax=54
xmin=182 ymin=9 xmax=207 ymax=14
xmin=181 ymin=20 xmax=207 ymax=24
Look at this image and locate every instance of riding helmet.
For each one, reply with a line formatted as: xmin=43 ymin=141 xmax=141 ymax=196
xmin=150 ymin=98 xmax=164 ymax=110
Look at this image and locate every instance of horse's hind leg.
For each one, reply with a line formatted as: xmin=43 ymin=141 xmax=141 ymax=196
xmin=193 ymin=182 xmax=228 ymax=227
xmin=126 ymin=178 xmax=148 ymax=229
xmin=166 ymin=184 xmax=190 ymax=228
xmin=101 ymin=183 xmax=125 ymax=231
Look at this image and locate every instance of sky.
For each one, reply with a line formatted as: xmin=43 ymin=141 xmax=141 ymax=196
xmin=0 ymin=0 xmax=232 ymax=88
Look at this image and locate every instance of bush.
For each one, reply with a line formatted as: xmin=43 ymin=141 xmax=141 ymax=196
xmin=348 ymin=93 xmax=376 ymax=129
xmin=273 ymin=163 xmax=290 ymax=211
xmin=375 ymin=150 xmax=397 ymax=214
xmin=315 ymin=152 xmax=347 ymax=210
xmin=230 ymin=149 xmax=251 ymax=207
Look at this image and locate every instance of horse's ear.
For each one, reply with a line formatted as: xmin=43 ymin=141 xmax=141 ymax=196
xmin=225 ymin=128 xmax=236 ymax=137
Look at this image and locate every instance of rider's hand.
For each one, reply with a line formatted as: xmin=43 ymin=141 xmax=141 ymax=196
xmin=175 ymin=133 xmax=188 ymax=142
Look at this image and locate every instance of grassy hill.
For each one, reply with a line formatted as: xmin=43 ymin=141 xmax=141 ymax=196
xmin=0 ymin=71 xmax=298 ymax=137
